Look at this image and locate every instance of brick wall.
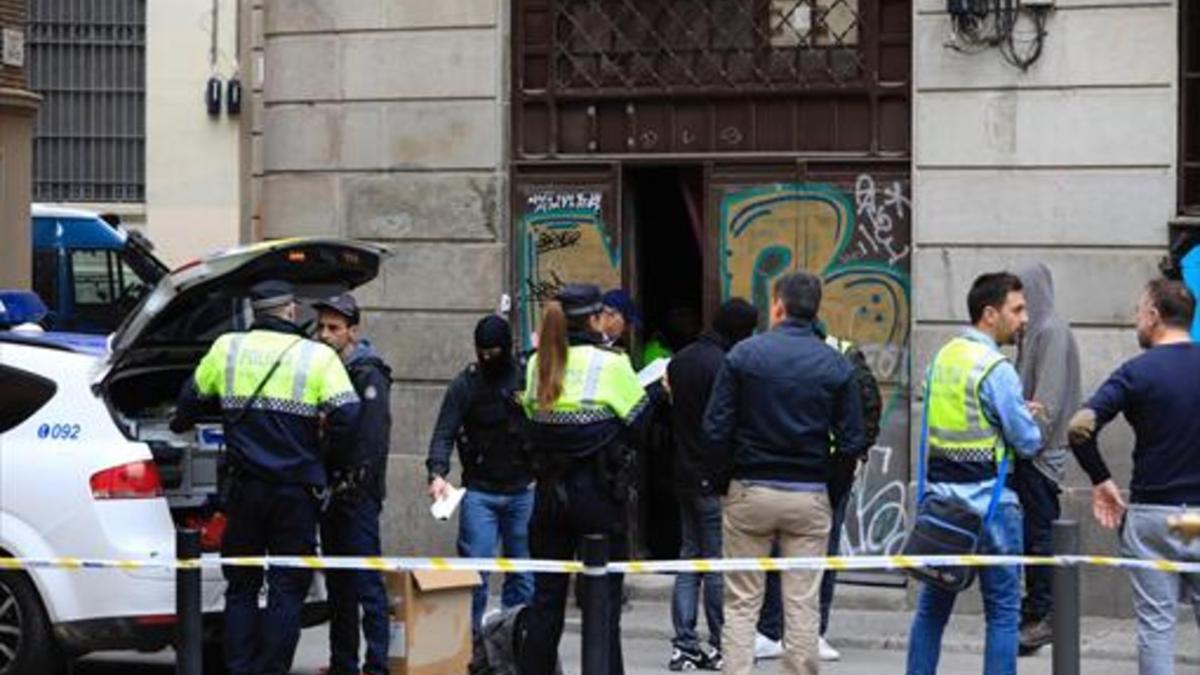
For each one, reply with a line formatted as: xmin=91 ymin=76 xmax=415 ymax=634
xmin=0 ymin=0 xmax=25 ymax=90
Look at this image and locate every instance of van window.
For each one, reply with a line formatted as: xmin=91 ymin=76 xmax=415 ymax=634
xmin=71 ymin=249 xmax=146 ymax=332
xmin=0 ymin=366 xmax=57 ymax=433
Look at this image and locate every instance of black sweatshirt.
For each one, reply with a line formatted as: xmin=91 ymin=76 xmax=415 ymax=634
xmin=1072 ymin=342 xmax=1200 ymax=506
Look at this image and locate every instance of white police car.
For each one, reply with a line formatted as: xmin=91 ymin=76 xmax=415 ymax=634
xmin=0 ymin=238 xmax=386 ymax=673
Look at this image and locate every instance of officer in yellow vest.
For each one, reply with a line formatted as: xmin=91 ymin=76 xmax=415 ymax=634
xmin=171 ymin=280 xmax=361 ymax=675
xmin=906 ymin=272 xmax=1045 ymax=675
xmin=519 ymin=283 xmax=650 ymax=675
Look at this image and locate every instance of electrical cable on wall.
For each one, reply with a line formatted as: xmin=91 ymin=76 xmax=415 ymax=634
xmin=945 ymin=0 xmax=1050 ymax=71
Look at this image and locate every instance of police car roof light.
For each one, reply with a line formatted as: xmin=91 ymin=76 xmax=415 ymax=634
xmin=0 ymin=290 xmax=48 ymax=328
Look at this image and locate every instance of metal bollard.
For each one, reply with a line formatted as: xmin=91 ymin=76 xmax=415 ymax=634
xmin=176 ymin=529 xmax=203 ymax=675
xmin=1052 ymin=520 xmax=1080 ymax=675
xmin=581 ymin=534 xmax=611 ymax=675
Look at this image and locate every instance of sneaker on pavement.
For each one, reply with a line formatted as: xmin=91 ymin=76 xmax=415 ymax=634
xmin=698 ymin=644 xmax=723 ymax=671
xmin=669 ymin=647 xmax=703 ymax=671
xmin=1019 ymin=616 xmax=1054 ymax=655
xmin=818 ymin=636 xmax=841 ymax=661
xmin=754 ymin=633 xmax=783 ymax=660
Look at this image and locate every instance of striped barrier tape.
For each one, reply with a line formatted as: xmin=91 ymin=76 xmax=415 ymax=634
xmin=2 ymin=554 xmax=1200 ymax=575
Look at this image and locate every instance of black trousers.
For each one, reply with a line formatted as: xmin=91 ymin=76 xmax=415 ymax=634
xmin=520 ymin=466 xmax=629 ymax=675
xmin=221 ymin=475 xmax=319 ymax=675
xmin=1013 ymin=460 xmax=1061 ymax=620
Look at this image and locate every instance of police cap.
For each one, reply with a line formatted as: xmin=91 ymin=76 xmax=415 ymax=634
xmin=249 ymin=280 xmax=295 ymax=312
xmin=555 ymin=283 xmax=604 ymax=318
xmin=601 ymin=289 xmax=642 ymax=329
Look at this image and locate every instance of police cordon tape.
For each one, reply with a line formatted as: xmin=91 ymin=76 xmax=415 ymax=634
xmin=2 ymin=554 xmax=1200 ymax=575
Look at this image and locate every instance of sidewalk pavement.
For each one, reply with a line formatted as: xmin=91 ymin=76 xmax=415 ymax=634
xmin=594 ymin=574 xmax=1200 ymax=666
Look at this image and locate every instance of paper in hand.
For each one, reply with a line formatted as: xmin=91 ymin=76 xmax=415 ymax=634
xmin=430 ymin=485 xmax=467 ymax=521
xmin=637 ymin=357 xmax=670 ymax=389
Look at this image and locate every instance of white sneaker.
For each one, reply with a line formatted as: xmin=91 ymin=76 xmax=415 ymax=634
xmin=754 ymin=633 xmax=783 ymax=660
xmin=818 ymin=636 xmax=841 ymax=662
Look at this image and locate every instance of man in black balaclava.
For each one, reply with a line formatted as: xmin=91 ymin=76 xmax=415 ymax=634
xmin=426 ymin=315 xmax=534 ymax=634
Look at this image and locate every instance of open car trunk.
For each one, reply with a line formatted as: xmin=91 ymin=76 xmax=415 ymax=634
xmin=97 ymin=239 xmax=387 ymax=545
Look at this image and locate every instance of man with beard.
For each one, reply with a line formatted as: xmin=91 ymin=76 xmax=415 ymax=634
xmin=1068 ymin=279 xmax=1200 ymax=675
xmin=427 ymin=315 xmax=535 ymax=633
xmin=905 ymin=272 xmax=1045 ymax=675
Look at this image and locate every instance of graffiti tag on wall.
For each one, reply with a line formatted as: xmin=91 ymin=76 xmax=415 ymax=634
xmin=719 ymin=178 xmax=913 ymax=568
xmin=516 ymin=188 xmax=621 ymax=349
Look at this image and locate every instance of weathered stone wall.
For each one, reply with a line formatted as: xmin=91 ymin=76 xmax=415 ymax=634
xmin=912 ymin=0 xmax=1180 ymax=617
xmin=258 ymin=0 xmax=510 ymax=555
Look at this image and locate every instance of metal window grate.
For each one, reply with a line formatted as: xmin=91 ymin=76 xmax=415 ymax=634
xmin=27 ymin=0 xmax=146 ymax=203
xmin=550 ymin=0 xmax=864 ymax=93
xmin=514 ymin=0 xmax=910 ymax=157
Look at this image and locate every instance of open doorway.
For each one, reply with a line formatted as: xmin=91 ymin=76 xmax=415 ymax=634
xmin=630 ymin=166 xmax=705 ymax=359
xmin=626 ymin=165 xmax=705 ymax=561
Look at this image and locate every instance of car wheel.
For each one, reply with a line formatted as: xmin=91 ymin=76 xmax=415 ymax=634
xmin=0 ymin=571 xmax=65 ymax=675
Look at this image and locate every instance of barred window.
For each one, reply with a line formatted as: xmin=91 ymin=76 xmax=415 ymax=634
xmin=514 ymin=0 xmax=910 ymax=157
xmin=27 ymin=0 xmax=146 ymax=203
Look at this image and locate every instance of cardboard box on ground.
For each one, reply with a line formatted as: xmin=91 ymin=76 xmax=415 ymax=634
xmin=388 ymin=570 xmax=482 ymax=675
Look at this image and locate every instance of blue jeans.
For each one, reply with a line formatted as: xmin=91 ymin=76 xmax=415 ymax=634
xmin=757 ymin=489 xmax=849 ymax=640
xmin=906 ymin=501 xmax=1023 ymax=675
xmin=321 ymin=495 xmax=390 ymax=675
xmin=458 ymin=487 xmax=535 ymax=633
xmin=671 ymin=494 xmax=724 ymax=651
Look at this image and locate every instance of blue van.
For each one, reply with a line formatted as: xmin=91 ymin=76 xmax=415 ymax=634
xmin=31 ymin=205 xmax=168 ymax=334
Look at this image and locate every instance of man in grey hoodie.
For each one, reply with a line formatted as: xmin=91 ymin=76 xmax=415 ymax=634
xmin=1013 ymin=263 xmax=1082 ymax=654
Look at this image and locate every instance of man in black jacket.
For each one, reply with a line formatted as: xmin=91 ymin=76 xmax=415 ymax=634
xmin=427 ymin=315 xmax=534 ymax=634
xmin=703 ymin=272 xmax=868 ymax=675
xmin=314 ymin=294 xmax=393 ymax=675
xmin=665 ymin=298 xmax=759 ymax=671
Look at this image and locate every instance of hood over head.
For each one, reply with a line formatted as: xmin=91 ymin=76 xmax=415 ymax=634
xmin=1015 ymin=262 xmax=1056 ymax=331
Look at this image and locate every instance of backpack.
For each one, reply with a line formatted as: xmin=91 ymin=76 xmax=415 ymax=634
xmin=842 ymin=343 xmax=883 ymax=447
xmin=468 ymin=605 xmax=563 ymax=675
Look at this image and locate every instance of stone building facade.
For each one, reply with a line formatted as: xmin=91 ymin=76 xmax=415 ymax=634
xmin=248 ymin=0 xmax=1191 ymax=616
xmin=0 ymin=0 xmax=38 ymax=287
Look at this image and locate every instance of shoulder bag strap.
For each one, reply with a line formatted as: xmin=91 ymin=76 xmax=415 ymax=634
xmin=228 ymin=337 xmax=305 ymax=427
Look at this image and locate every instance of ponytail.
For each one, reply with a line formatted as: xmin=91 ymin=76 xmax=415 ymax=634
xmin=536 ymin=301 xmax=569 ymax=410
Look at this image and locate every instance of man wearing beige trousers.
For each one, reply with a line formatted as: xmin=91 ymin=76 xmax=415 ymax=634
xmin=702 ymin=272 xmax=869 ymax=675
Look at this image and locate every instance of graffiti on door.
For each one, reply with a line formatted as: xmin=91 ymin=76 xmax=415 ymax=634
xmin=515 ymin=188 xmax=621 ymax=350
xmin=719 ymin=177 xmax=913 ymax=559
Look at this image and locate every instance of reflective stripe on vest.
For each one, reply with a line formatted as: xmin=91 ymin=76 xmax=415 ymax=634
xmin=201 ymin=330 xmax=354 ymax=418
xmin=926 ymin=336 xmax=1008 ymax=466
xmin=524 ymin=345 xmax=645 ymax=425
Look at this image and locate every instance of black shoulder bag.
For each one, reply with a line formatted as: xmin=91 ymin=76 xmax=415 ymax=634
xmin=900 ymin=369 xmax=1010 ymax=593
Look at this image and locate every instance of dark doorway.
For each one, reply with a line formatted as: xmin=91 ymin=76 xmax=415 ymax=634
xmin=626 ymin=166 xmax=704 ymax=561
xmin=630 ymin=166 xmax=705 ymax=358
